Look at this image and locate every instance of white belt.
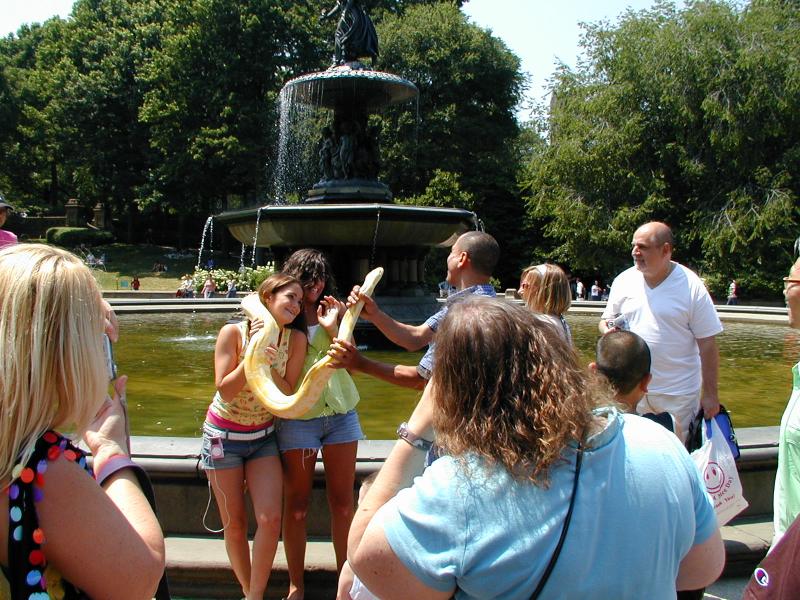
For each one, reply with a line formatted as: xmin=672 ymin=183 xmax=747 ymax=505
xmin=203 ymin=424 xmax=274 ymax=441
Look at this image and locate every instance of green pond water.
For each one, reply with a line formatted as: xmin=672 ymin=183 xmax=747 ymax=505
xmin=116 ymin=312 xmax=799 ymax=439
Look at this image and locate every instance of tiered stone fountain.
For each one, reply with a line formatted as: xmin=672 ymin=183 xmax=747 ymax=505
xmin=216 ymin=1 xmax=476 ymax=305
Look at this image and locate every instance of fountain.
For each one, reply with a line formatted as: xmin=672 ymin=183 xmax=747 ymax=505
xmin=215 ymin=1 xmax=476 ymax=304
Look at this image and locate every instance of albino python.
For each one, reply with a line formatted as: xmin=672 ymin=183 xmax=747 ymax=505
xmin=240 ymin=267 xmax=384 ymax=418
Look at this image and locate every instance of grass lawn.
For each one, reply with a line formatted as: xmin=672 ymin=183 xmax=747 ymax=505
xmin=70 ymin=243 xmax=243 ymax=291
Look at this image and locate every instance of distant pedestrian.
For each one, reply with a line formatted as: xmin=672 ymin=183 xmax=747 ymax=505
xmin=201 ymin=276 xmax=216 ymax=298
xmin=575 ymin=278 xmax=585 ymax=300
xmin=226 ymin=279 xmax=237 ymax=298
xmin=590 ymin=280 xmax=602 ymax=301
xmin=0 ymin=193 xmax=18 ymax=249
xmin=727 ymin=279 xmax=739 ymax=305
xmin=132 ymin=276 xmax=140 ymax=291
xmin=183 ymin=279 xmax=195 ymax=298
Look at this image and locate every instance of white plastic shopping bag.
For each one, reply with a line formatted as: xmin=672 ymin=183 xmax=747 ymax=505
xmin=691 ymin=417 xmax=748 ymax=526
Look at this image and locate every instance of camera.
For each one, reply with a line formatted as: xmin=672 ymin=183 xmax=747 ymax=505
xmin=607 ymin=315 xmax=628 ymax=331
xmin=102 ymin=333 xmax=118 ymax=381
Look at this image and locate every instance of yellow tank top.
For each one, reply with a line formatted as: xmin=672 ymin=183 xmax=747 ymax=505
xmin=208 ymin=320 xmax=291 ymax=427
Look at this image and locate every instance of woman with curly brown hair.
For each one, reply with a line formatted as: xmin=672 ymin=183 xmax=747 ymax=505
xmin=518 ymin=263 xmax=573 ymax=344
xmin=344 ymin=296 xmax=724 ymax=600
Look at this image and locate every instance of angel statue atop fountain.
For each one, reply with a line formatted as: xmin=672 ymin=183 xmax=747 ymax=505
xmin=321 ymin=0 xmax=379 ymax=66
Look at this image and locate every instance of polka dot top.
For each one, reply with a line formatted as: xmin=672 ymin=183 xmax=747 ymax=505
xmin=3 ymin=431 xmax=91 ymax=599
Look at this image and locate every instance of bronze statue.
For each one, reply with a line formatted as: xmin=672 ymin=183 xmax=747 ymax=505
xmin=321 ymin=0 xmax=379 ymax=66
xmin=318 ymin=126 xmax=337 ymax=182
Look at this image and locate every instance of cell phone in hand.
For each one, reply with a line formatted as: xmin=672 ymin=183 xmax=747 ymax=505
xmin=102 ymin=333 xmax=118 ymax=381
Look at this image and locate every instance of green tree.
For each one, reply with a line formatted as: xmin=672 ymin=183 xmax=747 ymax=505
xmin=522 ymin=0 xmax=800 ymax=298
xmin=0 ymin=20 xmax=71 ymax=211
xmin=138 ymin=0 xmax=329 ymax=223
xmin=376 ymin=2 xmax=526 ymax=284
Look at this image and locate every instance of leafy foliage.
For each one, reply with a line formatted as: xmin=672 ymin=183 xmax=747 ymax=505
xmin=522 ymin=0 xmax=800 ymax=297
xmin=376 ymin=2 xmax=526 ymax=283
xmin=45 ymin=226 xmax=114 ymax=246
xmin=190 ymin=265 xmax=274 ymax=293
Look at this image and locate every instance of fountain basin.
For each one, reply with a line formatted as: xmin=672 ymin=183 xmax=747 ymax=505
xmin=283 ymin=67 xmax=418 ymax=110
xmin=216 ymin=203 xmax=476 ymax=247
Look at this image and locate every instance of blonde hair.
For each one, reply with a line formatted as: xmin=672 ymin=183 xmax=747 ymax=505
xmin=432 ymin=297 xmax=607 ymax=485
xmin=0 ymin=244 xmax=108 ymax=487
xmin=520 ymin=263 xmax=571 ymax=315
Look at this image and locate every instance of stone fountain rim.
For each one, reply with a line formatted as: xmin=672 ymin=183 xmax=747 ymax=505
xmin=215 ymin=203 xmax=477 ymax=226
xmin=283 ymin=67 xmax=418 ymax=91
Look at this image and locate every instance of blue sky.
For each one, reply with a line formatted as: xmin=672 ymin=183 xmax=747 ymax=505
xmin=2 ymin=0 xmax=685 ymax=118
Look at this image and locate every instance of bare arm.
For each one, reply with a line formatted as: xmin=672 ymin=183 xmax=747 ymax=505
xmin=270 ymin=329 xmax=308 ymax=394
xmin=39 ymin=377 xmax=165 ymax=600
xmin=214 ymin=323 xmax=249 ymax=400
xmin=696 ymin=335 xmax=720 ymax=419
xmin=318 ymin=295 xmax=344 ymax=339
xmin=348 ymin=286 xmax=434 ymax=351
xmin=348 ymin=386 xmax=451 ymax=600
xmin=328 ymin=338 xmax=427 ymax=390
xmin=676 ymin=528 xmax=725 ymax=590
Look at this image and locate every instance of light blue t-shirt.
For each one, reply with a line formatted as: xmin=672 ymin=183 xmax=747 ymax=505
xmin=378 ymin=409 xmax=717 ymax=600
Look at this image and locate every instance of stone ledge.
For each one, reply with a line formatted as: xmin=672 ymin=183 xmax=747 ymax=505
xmin=165 ymin=519 xmax=771 ymax=599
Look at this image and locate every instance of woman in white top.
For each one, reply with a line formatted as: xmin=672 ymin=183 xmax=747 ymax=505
xmin=518 ymin=263 xmax=573 ymax=344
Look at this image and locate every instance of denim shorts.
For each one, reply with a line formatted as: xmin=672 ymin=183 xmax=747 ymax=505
xmin=200 ymin=424 xmax=279 ymax=470
xmin=276 ymin=410 xmax=363 ymax=452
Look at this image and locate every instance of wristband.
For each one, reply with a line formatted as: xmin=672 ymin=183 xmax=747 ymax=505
xmin=94 ymin=454 xmax=142 ymax=486
xmin=397 ymin=422 xmax=433 ymax=452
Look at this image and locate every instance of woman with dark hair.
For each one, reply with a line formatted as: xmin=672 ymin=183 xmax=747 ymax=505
xmin=280 ymin=249 xmax=363 ymax=600
xmin=345 ymin=296 xmax=724 ymax=600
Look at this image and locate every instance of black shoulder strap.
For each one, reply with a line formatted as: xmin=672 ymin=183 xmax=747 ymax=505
xmin=530 ymin=444 xmax=583 ymax=600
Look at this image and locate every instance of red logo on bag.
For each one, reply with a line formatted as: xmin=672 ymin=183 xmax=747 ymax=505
xmin=704 ymin=462 xmax=725 ymax=493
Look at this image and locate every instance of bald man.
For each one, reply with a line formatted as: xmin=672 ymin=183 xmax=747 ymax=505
xmin=599 ymin=222 xmax=723 ymax=443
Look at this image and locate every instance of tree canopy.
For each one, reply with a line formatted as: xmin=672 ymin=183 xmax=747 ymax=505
xmin=521 ymin=0 xmax=800 ymax=297
xmin=376 ymin=2 xmax=526 ymax=283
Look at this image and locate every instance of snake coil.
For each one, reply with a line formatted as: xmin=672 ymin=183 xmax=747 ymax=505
xmin=240 ymin=267 xmax=384 ymax=418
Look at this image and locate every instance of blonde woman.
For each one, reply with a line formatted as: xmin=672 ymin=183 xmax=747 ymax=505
xmin=0 ymin=244 xmax=164 ymax=599
xmin=518 ymin=263 xmax=573 ymax=343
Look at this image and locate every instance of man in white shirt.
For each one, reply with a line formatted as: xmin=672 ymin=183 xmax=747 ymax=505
xmin=575 ymin=278 xmax=585 ymax=300
xmin=599 ymin=222 xmax=723 ymax=442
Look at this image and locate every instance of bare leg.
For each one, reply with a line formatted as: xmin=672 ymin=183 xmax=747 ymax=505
xmin=281 ymin=448 xmax=318 ymax=600
xmin=321 ymin=441 xmax=357 ymax=572
xmin=244 ymin=455 xmax=283 ymax=600
xmin=208 ymin=466 xmax=251 ymax=598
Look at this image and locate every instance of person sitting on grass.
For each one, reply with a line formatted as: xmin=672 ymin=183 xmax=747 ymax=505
xmin=589 ymin=330 xmax=681 ymax=439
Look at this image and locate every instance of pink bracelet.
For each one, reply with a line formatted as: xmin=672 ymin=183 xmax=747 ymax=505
xmin=94 ymin=454 xmax=142 ymax=486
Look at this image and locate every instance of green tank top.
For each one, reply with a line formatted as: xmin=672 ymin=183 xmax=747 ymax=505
xmin=295 ymin=325 xmax=360 ymax=419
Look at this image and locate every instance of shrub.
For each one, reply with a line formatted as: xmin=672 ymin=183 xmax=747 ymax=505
xmin=45 ymin=227 xmax=114 ymax=247
xmin=189 ymin=265 xmax=274 ymax=293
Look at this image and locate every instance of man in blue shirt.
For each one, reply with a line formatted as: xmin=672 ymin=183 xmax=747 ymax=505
xmin=331 ymin=231 xmax=499 ymax=389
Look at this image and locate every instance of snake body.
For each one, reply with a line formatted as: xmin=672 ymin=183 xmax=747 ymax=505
xmin=241 ymin=267 xmax=384 ymax=418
